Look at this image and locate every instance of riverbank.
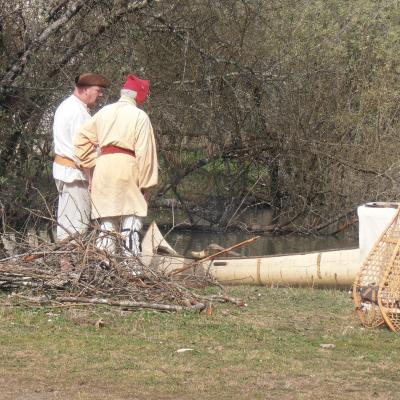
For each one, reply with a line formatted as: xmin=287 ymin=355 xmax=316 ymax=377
xmin=0 ymin=285 xmax=398 ymax=400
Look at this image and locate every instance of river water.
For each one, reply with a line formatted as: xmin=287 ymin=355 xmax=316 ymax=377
xmin=163 ymin=229 xmax=358 ymax=257
xmin=146 ymin=208 xmax=358 ymax=257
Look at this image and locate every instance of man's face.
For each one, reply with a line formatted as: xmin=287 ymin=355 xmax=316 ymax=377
xmin=83 ymin=86 xmax=104 ymax=108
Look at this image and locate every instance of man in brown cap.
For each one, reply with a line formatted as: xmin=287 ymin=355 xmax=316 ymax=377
xmin=53 ymin=72 xmax=110 ymax=241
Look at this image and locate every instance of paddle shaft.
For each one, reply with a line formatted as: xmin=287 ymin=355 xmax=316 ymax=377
xmin=170 ymin=235 xmax=260 ymax=276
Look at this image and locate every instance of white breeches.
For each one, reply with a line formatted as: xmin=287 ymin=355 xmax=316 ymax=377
xmin=96 ymin=215 xmax=143 ymax=256
xmin=55 ymin=179 xmax=91 ymax=241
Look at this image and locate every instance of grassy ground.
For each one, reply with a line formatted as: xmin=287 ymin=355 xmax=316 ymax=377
xmin=1 ymin=286 xmax=399 ymax=400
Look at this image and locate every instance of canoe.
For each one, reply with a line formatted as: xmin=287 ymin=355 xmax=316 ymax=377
xmin=140 ymin=222 xmax=361 ymax=288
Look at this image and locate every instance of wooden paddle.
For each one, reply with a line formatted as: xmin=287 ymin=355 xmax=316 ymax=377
xmin=170 ymin=235 xmax=260 ymax=276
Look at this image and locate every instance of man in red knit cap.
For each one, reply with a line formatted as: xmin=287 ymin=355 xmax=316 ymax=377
xmin=74 ymin=74 xmax=158 ymax=259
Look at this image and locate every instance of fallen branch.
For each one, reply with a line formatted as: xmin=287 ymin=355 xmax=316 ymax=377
xmin=328 ymin=217 xmax=358 ymax=236
xmin=311 ymin=209 xmax=357 ymax=234
xmin=55 ymin=296 xmax=205 ymax=312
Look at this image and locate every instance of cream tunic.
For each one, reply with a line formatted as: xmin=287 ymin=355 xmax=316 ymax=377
xmin=74 ymin=96 xmax=158 ymax=219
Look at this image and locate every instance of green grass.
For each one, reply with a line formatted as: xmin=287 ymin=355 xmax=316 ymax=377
xmin=1 ymin=286 xmax=400 ymax=399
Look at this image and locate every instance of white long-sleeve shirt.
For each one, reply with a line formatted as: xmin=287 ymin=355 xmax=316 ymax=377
xmin=52 ymin=94 xmax=90 ymax=183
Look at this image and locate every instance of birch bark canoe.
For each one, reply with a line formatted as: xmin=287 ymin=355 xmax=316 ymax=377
xmin=140 ymin=222 xmax=361 ymax=288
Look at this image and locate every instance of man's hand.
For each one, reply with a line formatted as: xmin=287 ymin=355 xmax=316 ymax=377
xmin=83 ymin=167 xmax=94 ymax=192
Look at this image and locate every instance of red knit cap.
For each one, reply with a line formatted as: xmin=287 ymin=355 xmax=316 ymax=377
xmin=123 ymin=74 xmax=150 ymax=104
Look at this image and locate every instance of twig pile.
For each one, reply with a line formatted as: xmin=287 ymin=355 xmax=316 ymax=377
xmin=0 ymin=233 xmax=242 ymax=312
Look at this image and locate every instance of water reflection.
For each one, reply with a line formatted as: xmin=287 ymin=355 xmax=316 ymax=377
xmin=145 ymin=207 xmax=358 ymax=257
xmin=161 ymin=229 xmax=358 ymax=257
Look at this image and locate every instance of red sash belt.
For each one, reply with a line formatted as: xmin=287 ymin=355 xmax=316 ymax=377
xmin=101 ymin=145 xmax=135 ymax=157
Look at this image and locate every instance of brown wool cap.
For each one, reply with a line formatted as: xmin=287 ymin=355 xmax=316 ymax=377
xmin=75 ymin=73 xmax=110 ymax=88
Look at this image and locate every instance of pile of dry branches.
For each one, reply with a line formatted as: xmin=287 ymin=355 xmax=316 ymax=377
xmin=0 ymin=232 xmax=243 ymax=312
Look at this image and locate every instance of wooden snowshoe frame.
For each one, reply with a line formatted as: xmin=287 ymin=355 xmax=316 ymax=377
xmin=378 ymin=237 xmax=400 ymax=332
xmin=353 ymin=207 xmax=400 ymax=329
